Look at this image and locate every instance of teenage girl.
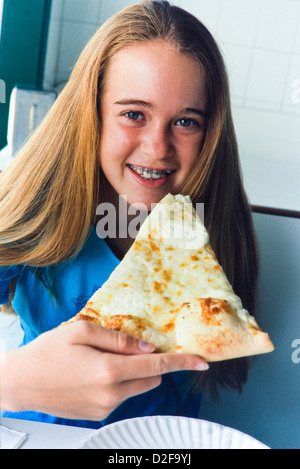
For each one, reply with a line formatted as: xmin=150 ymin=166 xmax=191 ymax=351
xmin=0 ymin=1 xmax=258 ymax=428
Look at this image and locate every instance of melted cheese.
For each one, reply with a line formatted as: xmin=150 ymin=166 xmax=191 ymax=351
xmin=65 ymin=194 xmax=274 ymax=360
xmin=87 ymin=195 xmax=242 ymax=341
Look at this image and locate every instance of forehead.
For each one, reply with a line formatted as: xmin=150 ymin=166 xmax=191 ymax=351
xmin=102 ymin=40 xmax=207 ymax=108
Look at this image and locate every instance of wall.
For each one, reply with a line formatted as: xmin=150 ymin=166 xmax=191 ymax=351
xmin=43 ymin=0 xmax=300 ymax=212
xmin=43 ymin=0 xmax=137 ymax=89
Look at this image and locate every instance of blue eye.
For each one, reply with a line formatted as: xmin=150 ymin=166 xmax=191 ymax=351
xmin=125 ymin=111 xmax=143 ymax=120
xmin=176 ymin=118 xmax=199 ymax=127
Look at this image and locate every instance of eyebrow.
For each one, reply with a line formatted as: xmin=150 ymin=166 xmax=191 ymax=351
xmin=114 ymin=99 xmax=153 ymax=108
xmin=114 ymin=99 xmax=208 ymax=117
xmin=184 ymin=107 xmax=208 ymax=118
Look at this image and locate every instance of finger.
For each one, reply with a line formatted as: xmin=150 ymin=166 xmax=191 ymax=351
xmin=67 ymin=320 xmax=155 ymax=354
xmin=111 ymin=352 xmax=208 ymax=382
xmin=112 ymin=375 xmax=163 ymax=407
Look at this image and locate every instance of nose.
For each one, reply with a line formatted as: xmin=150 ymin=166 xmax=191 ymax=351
xmin=139 ymin=123 xmax=174 ymax=161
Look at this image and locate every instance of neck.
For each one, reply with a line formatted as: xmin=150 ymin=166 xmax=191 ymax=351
xmin=104 ymin=233 xmax=134 ymax=261
xmin=97 ymin=188 xmax=148 ymax=260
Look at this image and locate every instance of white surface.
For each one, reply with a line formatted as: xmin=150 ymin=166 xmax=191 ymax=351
xmin=78 ymin=415 xmax=269 ymax=449
xmin=0 ymin=417 xmax=92 ymax=449
xmin=0 ymin=424 xmax=27 ymax=449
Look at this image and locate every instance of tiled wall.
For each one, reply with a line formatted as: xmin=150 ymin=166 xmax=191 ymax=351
xmin=184 ymin=0 xmax=300 ymax=116
xmin=45 ymin=0 xmax=300 ymax=116
xmin=172 ymin=0 xmax=300 ymax=211
xmin=43 ymin=0 xmax=137 ymax=88
xmin=43 ymin=0 xmax=300 ymax=211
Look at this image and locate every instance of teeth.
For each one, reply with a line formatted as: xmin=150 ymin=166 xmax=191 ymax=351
xmin=128 ymin=164 xmax=174 ymax=180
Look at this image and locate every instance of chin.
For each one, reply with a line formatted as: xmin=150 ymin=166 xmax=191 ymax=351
xmin=129 ymin=191 xmax=170 ymax=211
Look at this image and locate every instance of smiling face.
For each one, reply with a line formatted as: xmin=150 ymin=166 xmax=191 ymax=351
xmin=99 ymin=40 xmax=207 ymax=210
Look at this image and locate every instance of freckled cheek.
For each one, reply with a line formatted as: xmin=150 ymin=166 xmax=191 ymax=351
xmin=112 ymin=125 xmax=141 ymax=156
xmin=119 ymin=128 xmax=141 ymax=151
xmin=100 ymin=126 xmax=139 ymax=168
xmin=179 ymin=138 xmax=203 ymax=171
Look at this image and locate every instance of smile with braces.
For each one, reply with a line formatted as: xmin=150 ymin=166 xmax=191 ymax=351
xmin=128 ymin=164 xmax=175 ymax=180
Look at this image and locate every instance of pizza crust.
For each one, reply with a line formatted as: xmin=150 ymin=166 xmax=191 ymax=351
xmin=62 ymin=194 xmax=274 ymax=362
xmin=174 ymin=298 xmax=273 ymax=361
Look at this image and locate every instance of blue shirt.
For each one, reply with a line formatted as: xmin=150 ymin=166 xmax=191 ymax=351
xmin=0 ymin=227 xmax=201 ymax=428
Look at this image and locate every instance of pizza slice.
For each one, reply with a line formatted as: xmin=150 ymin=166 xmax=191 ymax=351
xmin=62 ymin=194 xmax=274 ymax=362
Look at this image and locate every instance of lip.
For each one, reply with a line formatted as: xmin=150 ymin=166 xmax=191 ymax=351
xmin=127 ymin=164 xmax=175 ymax=188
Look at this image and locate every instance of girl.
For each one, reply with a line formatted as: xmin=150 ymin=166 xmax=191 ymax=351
xmin=0 ymin=1 xmax=258 ymax=429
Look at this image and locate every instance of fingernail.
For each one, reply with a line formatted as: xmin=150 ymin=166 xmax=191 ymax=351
xmin=139 ymin=340 xmax=155 ymax=352
xmin=194 ymin=361 xmax=209 ymax=371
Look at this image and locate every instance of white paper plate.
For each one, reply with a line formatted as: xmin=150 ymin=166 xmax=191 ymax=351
xmin=77 ymin=416 xmax=269 ymax=449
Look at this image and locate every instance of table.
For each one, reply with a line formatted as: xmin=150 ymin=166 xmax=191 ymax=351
xmin=0 ymin=417 xmax=93 ymax=449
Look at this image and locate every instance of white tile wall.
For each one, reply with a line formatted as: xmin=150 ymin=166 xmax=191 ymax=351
xmin=255 ymin=0 xmax=300 ymax=53
xmin=99 ymin=0 xmax=138 ymax=23
xmin=50 ymin=0 xmax=65 ymax=20
xmin=223 ymin=44 xmax=253 ymax=104
xmin=172 ymin=0 xmax=223 ymax=32
xmin=43 ymin=14 xmax=62 ymax=88
xmin=295 ymin=20 xmax=300 ymax=54
xmin=244 ymin=49 xmax=291 ymax=111
xmin=217 ymin=0 xmax=261 ymax=47
xmin=63 ymin=0 xmax=101 ymax=22
xmin=56 ymin=20 xmax=98 ymax=81
xmin=44 ymin=0 xmax=103 ymax=87
xmin=44 ymin=0 xmax=300 ymax=115
xmin=43 ymin=0 xmax=300 ymax=210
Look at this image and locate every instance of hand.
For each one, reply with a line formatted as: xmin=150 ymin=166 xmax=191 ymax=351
xmin=0 ymin=321 xmax=208 ymax=421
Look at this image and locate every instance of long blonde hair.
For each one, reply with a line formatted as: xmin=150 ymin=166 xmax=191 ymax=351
xmin=0 ymin=0 xmax=258 ymax=397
